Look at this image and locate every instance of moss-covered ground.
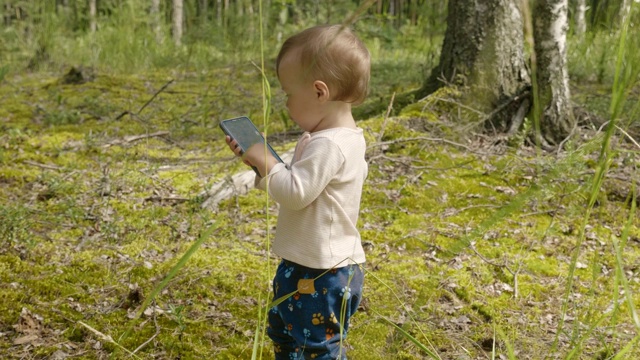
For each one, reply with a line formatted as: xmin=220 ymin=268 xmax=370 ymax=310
xmin=0 ymin=65 xmax=639 ymax=360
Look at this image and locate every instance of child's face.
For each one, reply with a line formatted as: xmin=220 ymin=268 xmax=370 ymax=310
xmin=277 ymin=51 xmax=324 ymax=132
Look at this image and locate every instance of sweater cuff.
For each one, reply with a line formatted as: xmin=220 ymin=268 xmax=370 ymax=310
xmin=256 ymin=162 xmax=288 ymax=190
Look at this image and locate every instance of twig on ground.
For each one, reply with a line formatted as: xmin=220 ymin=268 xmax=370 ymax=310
xmin=115 ymin=79 xmax=174 ymax=120
xmin=367 ymin=136 xmax=477 ymax=153
xmin=377 ymin=92 xmax=396 ymax=144
xmin=469 ymin=244 xmax=520 ymax=299
xmin=103 ymin=131 xmax=170 ymax=148
xmin=366 ymin=153 xmax=476 ymax=171
xmin=138 ymin=79 xmax=174 ymax=115
xmin=78 ymin=321 xmax=140 ymax=359
xmin=144 ymin=195 xmax=190 ymax=204
xmin=131 ymin=310 xmax=161 ymax=355
xmin=23 ymin=160 xmax=64 ymax=171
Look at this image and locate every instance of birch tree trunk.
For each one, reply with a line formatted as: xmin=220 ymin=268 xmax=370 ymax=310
xmin=151 ymin=0 xmax=162 ymax=43
xmin=533 ymin=0 xmax=574 ymax=145
xmin=173 ymin=0 xmax=183 ymax=46
xmin=89 ymin=0 xmax=97 ymax=33
xmin=417 ymin=0 xmax=531 ymax=131
xmin=574 ymin=0 xmax=587 ymax=35
xmin=619 ymin=0 xmax=631 ymax=23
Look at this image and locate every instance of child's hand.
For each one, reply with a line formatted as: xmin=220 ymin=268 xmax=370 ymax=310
xmin=225 ymin=135 xmax=278 ymax=177
xmin=243 ymin=142 xmax=279 ymax=177
xmin=225 ymin=136 xmax=252 ymax=167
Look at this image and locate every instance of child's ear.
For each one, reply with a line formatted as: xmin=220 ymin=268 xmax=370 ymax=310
xmin=313 ymin=80 xmax=330 ymax=102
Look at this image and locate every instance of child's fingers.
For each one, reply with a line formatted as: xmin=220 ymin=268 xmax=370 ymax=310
xmin=226 ymin=137 xmax=244 ymax=156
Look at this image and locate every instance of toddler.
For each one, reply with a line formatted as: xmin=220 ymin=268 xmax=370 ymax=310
xmin=226 ymin=24 xmax=370 ymax=360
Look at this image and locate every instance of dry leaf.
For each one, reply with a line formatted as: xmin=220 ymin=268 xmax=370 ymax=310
xmin=13 ymin=334 xmax=39 ymax=345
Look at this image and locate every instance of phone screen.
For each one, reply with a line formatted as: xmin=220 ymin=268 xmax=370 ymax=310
xmin=219 ymin=116 xmax=283 ymax=174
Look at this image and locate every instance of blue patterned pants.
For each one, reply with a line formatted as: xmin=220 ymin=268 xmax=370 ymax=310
xmin=267 ymin=260 xmax=365 ymax=360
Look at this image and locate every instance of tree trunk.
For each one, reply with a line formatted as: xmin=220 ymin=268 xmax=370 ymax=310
xmin=89 ymin=0 xmax=97 ymax=33
xmin=533 ymin=0 xmax=574 ymax=145
xmin=173 ymin=0 xmax=183 ymax=46
xmin=2 ymin=3 xmax=7 ymax=26
xmin=151 ymin=0 xmax=162 ymax=43
xmin=417 ymin=0 xmax=531 ymax=131
xmin=198 ymin=0 xmax=208 ymax=24
xmin=619 ymin=0 xmax=631 ymax=23
xmin=574 ymin=0 xmax=587 ymax=35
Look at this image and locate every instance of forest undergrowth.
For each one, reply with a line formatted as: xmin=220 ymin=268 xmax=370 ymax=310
xmin=0 ymin=61 xmax=638 ymax=359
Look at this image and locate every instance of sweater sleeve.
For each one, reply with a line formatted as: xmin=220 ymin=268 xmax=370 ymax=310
xmin=266 ymin=137 xmax=344 ymax=210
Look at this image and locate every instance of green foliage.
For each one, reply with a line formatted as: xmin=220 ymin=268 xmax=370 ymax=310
xmin=0 ymin=1 xmax=639 ymax=359
xmin=0 ymin=70 xmax=638 ymax=358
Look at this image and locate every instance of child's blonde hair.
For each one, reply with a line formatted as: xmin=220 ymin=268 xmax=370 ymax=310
xmin=277 ymin=24 xmax=370 ymax=105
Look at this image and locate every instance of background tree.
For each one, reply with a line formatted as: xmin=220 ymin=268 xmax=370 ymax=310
xmin=574 ymin=0 xmax=587 ymax=35
xmin=89 ymin=0 xmax=96 ymax=33
xmin=418 ymin=0 xmax=577 ymax=147
xmin=151 ymin=0 xmax=162 ymax=43
xmin=173 ymin=0 xmax=184 ymax=46
xmin=416 ymin=0 xmax=531 ymax=133
xmin=589 ymin=0 xmax=629 ymax=28
xmin=532 ymin=0 xmax=574 ymax=147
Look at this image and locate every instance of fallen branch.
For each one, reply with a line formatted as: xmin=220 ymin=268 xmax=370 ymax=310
xmin=23 ymin=160 xmax=64 ymax=171
xmin=201 ymin=149 xmax=294 ymax=210
xmin=144 ymin=195 xmax=190 ymax=204
xmin=131 ymin=310 xmax=160 ymax=356
xmin=367 ymin=136 xmax=480 ymax=154
xmin=103 ymin=131 xmax=170 ymax=148
xmin=138 ymin=79 xmax=174 ymax=115
xmin=78 ymin=321 xmax=140 ymax=359
xmin=115 ymin=79 xmax=174 ymax=120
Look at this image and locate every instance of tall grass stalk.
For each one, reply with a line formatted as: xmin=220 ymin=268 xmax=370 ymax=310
xmin=364 ymin=269 xmax=441 ymax=359
xmin=552 ymin=1 xmax=637 ymax=355
xmin=115 ymin=219 xmax=221 ymax=346
xmin=613 ymin=180 xmax=639 ymax=330
xmin=495 ymin=325 xmax=516 ymax=360
xmin=251 ymin=0 xmax=273 ymax=358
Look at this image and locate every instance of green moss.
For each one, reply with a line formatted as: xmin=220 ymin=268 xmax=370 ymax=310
xmin=1 ymin=63 xmax=638 ymax=359
xmin=471 ymin=303 xmax=494 ymax=322
xmin=399 ymin=86 xmax=463 ymax=118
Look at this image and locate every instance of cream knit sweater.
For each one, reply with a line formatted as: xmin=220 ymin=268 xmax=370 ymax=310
xmin=257 ymin=127 xmax=368 ymax=269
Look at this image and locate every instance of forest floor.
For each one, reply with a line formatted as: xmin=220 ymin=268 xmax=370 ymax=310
xmin=0 ymin=66 xmax=639 ymax=359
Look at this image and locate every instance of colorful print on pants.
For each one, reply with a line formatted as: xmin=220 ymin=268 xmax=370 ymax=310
xmin=267 ymin=260 xmax=365 ymax=360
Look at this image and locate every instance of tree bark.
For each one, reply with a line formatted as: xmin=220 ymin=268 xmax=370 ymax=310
xmin=574 ymin=0 xmax=587 ymax=35
xmin=619 ymin=0 xmax=631 ymax=23
xmin=533 ymin=0 xmax=574 ymax=145
xmin=417 ymin=0 xmax=531 ymax=131
xmin=198 ymin=0 xmax=208 ymax=24
xmin=151 ymin=0 xmax=162 ymax=43
xmin=173 ymin=0 xmax=183 ymax=46
xmin=89 ymin=0 xmax=97 ymax=33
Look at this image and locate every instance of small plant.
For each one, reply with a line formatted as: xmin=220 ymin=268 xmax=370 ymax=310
xmin=168 ymin=304 xmax=187 ymax=338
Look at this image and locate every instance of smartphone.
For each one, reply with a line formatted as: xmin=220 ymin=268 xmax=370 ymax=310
xmin=219 ymin=116 xmax=283 ymax=175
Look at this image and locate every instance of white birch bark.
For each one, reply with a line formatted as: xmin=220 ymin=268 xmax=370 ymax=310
xmin=173 ymin=0 xmax=183 ymax=46
xmin=89 ymin=0 xmax=97 ymax=33
xmin=620 ymin=0 xmax=631 ymax=24
xmin=533 ymin=0 xmax=574 ymax=144
xmin=574 ymin=0 xmax=586 ymax=35
xmin=151 ymin=0 xmax=162 ymax=43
